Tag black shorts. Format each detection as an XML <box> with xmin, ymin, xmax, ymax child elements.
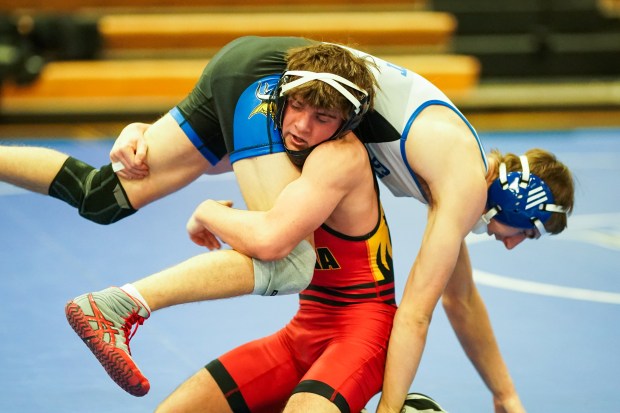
<box><xmin>172</xmin><ymin>36</ymin><xmax>313</xmax><ymax>165</ymax></box>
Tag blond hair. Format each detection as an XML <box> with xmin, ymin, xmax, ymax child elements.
<box><xmin>487</xmin><ymin>148</ymin><xmax>574</xmax><ymax>234</ymax></box>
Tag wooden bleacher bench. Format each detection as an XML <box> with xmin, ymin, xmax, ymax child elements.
<box><xmin>1</xmin><ymin>0</ymin><xmax>427</xmax><ymax>12</ymax></box>
<box><xmin>0</xmin><ymin>55</ymin><xmax>479</xmax><ymax>116</ymax></box>
<box><xmin>0</xmin><ymin>2</ymin><xmax>469</xmax><ymax>117</ymax></box>
<box><xmin>96</xmin><ymin>11</ymin><xmax>455</xmax><ymax>53</ymax></box>
<box><xmin>599</xmin><ymin>0</ymin><xmax>620</xmax><ymax>17</ymax></box>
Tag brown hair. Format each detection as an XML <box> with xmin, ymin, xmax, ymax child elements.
<box><xmin>285</xmin><ymin>42</ymin><xmax>378</xmax><ymax>121</ymax></box>
<box><xmin>487</xmin><ymin>148</ymin><xmax>575</xmax><ymax>234</ymax></box>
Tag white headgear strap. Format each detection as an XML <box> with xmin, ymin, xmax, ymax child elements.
<box><xmin>280</xmin><ymin>70</ymin><xmax>368</xmax><ymax>115</ymax></box>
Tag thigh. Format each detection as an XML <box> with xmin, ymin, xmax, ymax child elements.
<box><xmin>233</xmin><ymin>152</ymin><xmax>301</xmax><ymax>212</ymax></box>
<box><xmin>208</xmin><ymin>330</ymin><xmax>301</xmax><ymax>413</ymax></box>
<box><xmin>293</xmin><ymin>339</ymin><xmax>387</xmax><ymax>413</ymax></box>
<box><xmin>155</xmin><ymin>368</ymin><xmax>231</xmax><ymax>413</ymax></box>
<box><xmin>120</xmin><ymin>113</ymin><xmax>214</xmax><ymax>208</ymax></box>
<box><xmin>284</xmin><ymin>392</ymin><xmax>340</xmax><ymax>413</ymax></box>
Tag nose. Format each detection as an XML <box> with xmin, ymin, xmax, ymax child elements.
<box><xmin>293</xmin><ymin>110</ymin><xmax>312</xmax><ymax>132</ymax></box>
<box><xmin>502</xmin><ymin>234</ymin><xmax>526</xmax><ymax>250</ymax></box>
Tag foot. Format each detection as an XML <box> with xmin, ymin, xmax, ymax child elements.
<box><xmin>65</xmin><ymin>287</ymin><xmax>151</xmax><ymax>396</ymax></box>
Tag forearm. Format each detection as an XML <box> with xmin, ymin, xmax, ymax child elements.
<box><xmin>192</xmin><ymin>200</ymin><xmax>294</xmax><ymax>259</ymax></box>
<box><xmin>444</xmin><ymin>288</ymin><xmax>520</xmax><ymax>404</ymax></box>
<box><xmin>378</xmin><ymin>308</ymin><xmax>428</xmax><ymax>413</ymax></box>
<box><xmin>379</xmin><ymin>211</ymin><xmax>466</xmax><ymax>411</ymax></box>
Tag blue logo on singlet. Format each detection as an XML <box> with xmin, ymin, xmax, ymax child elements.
<box><xmin>247</xmin><ymin>79</ymin><xmax>277</xmax><ymax>120</ymax></box>
<box><xmin>370</xmin><ymin>156</ymin><xmax>391</xmax><ymax>178</ymax></box>
<box><xmin>230</xmin><ymin>75</ymin><xmax>284</xmax><ymax>163</ymax></box>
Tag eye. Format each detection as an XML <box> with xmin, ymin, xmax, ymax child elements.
<box><xmin>315</xmin><ymin>110</ymin><xmax>340</xmax><ymax>124</ymax></box>
<box><xmin>316</xmin><ymin>114</ymin><xmax>332</xmax><ymax>123</ymax></box>
<box><xmin>288</xmin><ymin>98</ymin><xmax>304</xmax><ymax>110</ymax></box>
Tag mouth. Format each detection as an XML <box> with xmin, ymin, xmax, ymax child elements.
<box><xmin>285</xmin><ymin>133</ymin><xmax>307</xmax><ymax>150</ymax></box>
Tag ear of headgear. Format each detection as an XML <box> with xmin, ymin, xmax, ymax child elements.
<box><xmin>268</xmin><ymin>70</ymin><xmax>370</xmax><ymax>167</ymax></box>
<box><xmin>472</xmin><ymin>155</ymin><xmax>567</xmax><ymax>237</ymax></box>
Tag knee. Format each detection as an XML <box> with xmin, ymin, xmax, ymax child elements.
<box><xmin>252</xmin><ymin>240</ymin><xmax>316</xmax><ymax>296</ymax></box>
<box><xmin>48</xmin><ymin>157</ymin><xmax>137</xmax><ymax>224</ymax></box>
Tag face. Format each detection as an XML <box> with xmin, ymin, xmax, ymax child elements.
<box><xmin>280</xmin><ymin>96</ymin><xmax>343</xmax><ymax>151</ymax></box>
<box><xmin>486</xmin><ymin>219</ymin><xmax>539</xmax><ymax>250</ymax></box>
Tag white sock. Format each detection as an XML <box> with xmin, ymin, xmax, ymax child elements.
<box><xmin>120</xmin><ymin>283</ymin><xmax>152</xmax><ymax>313</ymax></box>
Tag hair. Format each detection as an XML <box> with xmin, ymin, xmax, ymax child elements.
<box><xmin>285</xmin><ymin>42</ymin><xmax>379</xmax><ymax>121</ymax></box>
<box><xmin>487</xmin><ymin>148</ymin><xmax>575</xmax><ymax>234</ymax></box>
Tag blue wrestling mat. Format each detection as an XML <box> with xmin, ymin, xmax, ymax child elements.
<box><xmin>1</xmin><ymin>127</ymin><xmax>619</xmax><ymax>412</ymax></box>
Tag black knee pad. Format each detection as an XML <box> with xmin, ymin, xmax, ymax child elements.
<box><xmin>48</xmin><ymin>157</ymin><xmax>137</xmax><ymax>225</ymax></box>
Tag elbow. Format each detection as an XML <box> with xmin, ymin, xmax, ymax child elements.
<box><xmin>247</xmin><ymin>234</ymin><xmax>294</xmax><ymax>261</ymax></box>
<box><xmin>441</xmin><ymin>292</ymin><xmax>459</xmax><ymax>315</ymax></box>
<box><xmin>442</xmin><ymin>289</ymin><xmax>475</xmax><ymax>323</ymax></box>
<box><xmin>253</xmin><ymin>248</ymin><xmax>289</xmax><ymax>262</ymax></box>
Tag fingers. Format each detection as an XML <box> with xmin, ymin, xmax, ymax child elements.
<box><xmin>187</xmin><ymin>215</ymin><xmax>223</xmax><ymax>250</ymax></box>
<box><xmin>189</xmin><ymin>231</ymin><xmax>222</xmax><ymax>250</ymax></box>
<box><xmin>111</xmin><ymin>147</ymin><xmax>149</xmax><ymax>179</ymax></box>
<box><xmin>110</xmin><ymin>122</ymin><xmax>151</xmax><ymax>180</ymax></box>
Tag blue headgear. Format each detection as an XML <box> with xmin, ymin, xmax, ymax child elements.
<box><xmin>269</xmin><ymin>70</ymin><xmax>370</xmax><ymax>167</ymax></box>
<box><xmin>473</xmin><ymin>155</ymin><xmax>567</xmax><ymax>237</ymax></box>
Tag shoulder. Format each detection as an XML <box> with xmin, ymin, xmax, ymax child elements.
<box><xmin>313</xmin><ymin>133</ymin><xmax>367</xmax><ymax>165</ymax></box>
<box><xmin>304</xmin><ymin>133</ymin><xmax>369</xmax><ymax>182</ymax></box>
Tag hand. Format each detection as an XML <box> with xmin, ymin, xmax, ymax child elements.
<box><xmin>186</xmin><ymin>200</ymin><xmax>233</xmax><ymax>249</ymax></box>
<box><xmin>494</xmin><ymin>394</ymin><xmax>526</xmax><ymax>413</ymax></box>
<box><xmin>110</xmin><ymin>122</ymin><xmax>150</xmax><ymax>180</ymax></box>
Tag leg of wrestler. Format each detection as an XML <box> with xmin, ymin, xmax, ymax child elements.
<box><xmin>284</xmin><ymin>393</ymin><xmax>340</xmax><ymax>413</ymax></box>
<box><xmin>117</xmin><ymin>113</ymin><xmax>215</xmax><ymax>209</ymax></box>
<box><xmin>0</xmin><ymin>146</ymin><xmax>69</xmax><ymax>194</ymax></box>
<box><xmin>158</xmin><ymin>329</ymin><xmax>298</xmax><ymax>413</ymax></box>
<box><xmin>232</xmin><ymin>152</ymin><xmax>301</xmax><ymax>211</ymax></box>
<box><xmin>133</xmin><ymin>249</ymin><xmax>254</xmax><ymax>311</ymax></box>
<box><xmin>155</xmin><ymin>368</ymin><xmax>232</xmax><ymax>413</ymax></box>
<box><xmin>0</xmin><ymin>114</ymin><xmax>218</xmax><ymax>223</ymax></box>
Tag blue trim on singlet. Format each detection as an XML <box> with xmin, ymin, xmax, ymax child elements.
<box><xmin>400</xmin><ymin>99</ymin><xmax>488</xmax><ymax>202</ymax></box>
<box><xmin>169</xmin><ymin>107</ymin><xmax>220</xmax><ymax>166</ymax></box>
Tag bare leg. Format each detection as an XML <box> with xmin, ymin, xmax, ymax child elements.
<box><xmin>133</xmin><ymin>249</ymin><xmax>254</xmax><ymax>311</ymax></box>
<box><xmin>115</xmin><ymin>115</ymin><xmax>213</xmax><ymax>209</ymax></box>
<box><xmin>0</xmin><ymin>146</ymin><xmax>68</xmax><ymax>194</ymax></box>
<box><xmin>156</xmin><ymin>368</ymin><xmax>232</xmax><ymax>413</ymax></box>
<box><xmin>283</xmin><ymin>392</ymin><xmax>341</xmax><ymax>413</ymax></box>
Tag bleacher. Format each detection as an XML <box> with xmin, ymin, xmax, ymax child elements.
<box><xmin>431</xmin><ymin>0</ymin><xmax>620</xmax><ymax>118</ymax></box>
<box><xmin>0</xmin><ymin>0</ymin><xmax>481</xmax><ymax>119</ymax></box>
<box><xmin>1</xmin><ymin>0</ymin><xmax>618</xmax><ymax>131</ymax></box>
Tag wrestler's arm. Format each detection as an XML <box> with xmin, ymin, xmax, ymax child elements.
<box><xmin>377</xmin><ymin>117</ymin><xmax>486</xmax><ymax>413</ymax></box>
<box><xmin>187</xmin><ymin>138</ymin><xmax>363</xmax><ymax>260</ymax></box>
<box><xmin>442</xmin><ymin>244</ymin><xmax>526</xmax><ymax>412</ymax></box>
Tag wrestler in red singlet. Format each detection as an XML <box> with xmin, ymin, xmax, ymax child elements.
<box><xmin>206</xmin><ymin>191</ymin><xmax>396</xmax><ymax>413</ymax></box>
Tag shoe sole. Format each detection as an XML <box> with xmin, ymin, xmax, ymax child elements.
<box><xmin>65</xmin><ymin>300</ymin><xmax>150</xmax><ymax>397</ymax></box>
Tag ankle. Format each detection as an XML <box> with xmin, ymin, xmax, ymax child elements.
<box><xmin>120</xmin><ymin>284</ymin><xmax>152</xmax><ymax>314</ymax></box>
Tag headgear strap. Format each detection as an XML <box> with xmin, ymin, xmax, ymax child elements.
<box><xmin>475</xmin><ymin>155</ymin><xmax>567</xmax><ymax>238</ymax></box>
<box><xmin>280</xmin><ymin>70</ymin><xmax>369</xmax><ymax>115</ymax></box>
